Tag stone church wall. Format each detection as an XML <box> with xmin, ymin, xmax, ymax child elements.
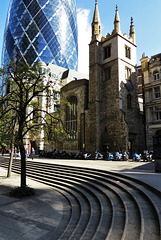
<box><xmin>61</xmin><ymin>79</ymin><xmax>89</xmax><ymax>152</ymax></box>
<box><xmin>100</xmin><ymin>59</ymin><xmax>128</xmax><ymax>153</ymax></box>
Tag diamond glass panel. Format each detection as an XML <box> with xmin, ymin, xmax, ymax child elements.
<box><xmin>34</xmin><ymin>10</ymin><xmax>48</xmax><ymax>30</ymax></box>
<box><xmin>20</xmin><ymin>34</ymin><xmax>30</xmax><ymax>53</ymax></box>
<box><xmin>22</xmin><ymin>0</ymin><xmax>32</xmax><ymax>8</ymax></box>
<box><xmin>1</xmin><ymin>0</ymin><xmax>78</xmax><ymax>70</ymax></box>
<box><xmin>27</xmin><ymin>1</ymin><xmax>41</xmax><ymax>18</ymax></box>
<box><xmin>26</xmin><ymin>22</ymin><xmax>39</xmax><ymax>42</ymax></box>
<box><xmin>24</xmin><ymin>45</ymin><xmax>37</xmax><ymax>65</ymax></box>
<box><xmin>20</xmin><ymin>10</ymin><xmax>32</xmax><ymax>29</ymax></box>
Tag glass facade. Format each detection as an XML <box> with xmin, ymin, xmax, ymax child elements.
<box><xmin>1</xmin><ymin>0</ymin><xmax>78</xmax><ymax>70</ymax></box>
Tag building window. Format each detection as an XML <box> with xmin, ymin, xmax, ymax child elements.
<box><xmin>54</xmin><ymin>104</ymin><xmax>60</xmax><ymax>112</ymax></box>
<box><xmin>155</xmin><ymin>106</ymin><xmax>161</xmax><ymax>121</ymax></box>
<box><xmin>104</xmin><ymin>67</ymin><xmax>111</xmax><ymax>80</ymax></box>
<box><xmin>125</xmin><ymin>45</ymin><xmax>131</xmax><ymax>59</ymax></box>
<box><xmin>127</xmin><ymin>94</ymin><xmax>132</xmax><ymax>109</ymax></box>
<box><xmin>104</xmin><ymin>45</ymin><xmax>111</xmax><ymax>59</ymax></box>
<box><xmin>125</xmin><ymin>67</ymin><xmax>131</xmax><ymax>80</ymax></box>
<box><xmin>154</xmin><ymin>87</ymin><xmax>160</xmax><ymax>98</ymax></box>
<box><xmin>54</xmin><ymin>92</ymin><xmax>60</xmax><ymax>99</ymax></box>
<box><xmin>92</xmin><ymin>25</ymin><xmax>94</xmax><ymax>35</ymax></box>
<box><xmin>40</xmin><ymin>67</ymin><xmax>46</xmax><ymax>74</ymax></box>
<box><xmin>66</xmin><ymin>96</ymin><xmax>77</xmax><ymax>139</ymax></box>
<box><xmin>51</xmin><ymin>73</ymin><xmax>56</xmax><ymax>79</ymax></box>
<box><xmin>153</xmin><ymin>71</ymin><xmax>159</xmax><ymax>81</ymax></box>
<box><xmin>99</xmin><ymin>26</ymin><xmax>101</xmax><ymax>34</ymax></box>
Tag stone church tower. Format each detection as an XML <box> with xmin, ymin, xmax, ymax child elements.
<box><xmin>87</xmin><ymin>2</ymin><xmax>144</xmax><ymax>154</ymax></box>
<box><xmin>61</xmin><ymin>2</ymin><xmax>144</xmax><ymax>156</ymax></box>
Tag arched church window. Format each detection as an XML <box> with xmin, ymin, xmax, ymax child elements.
<box><xmin>153</xmin><ymin>71</ymin><xmax>159</xmax><ymax>81</ymax></box>
<box><xmin>66</xmin><ymin>96</ymin><xmax>77</xmax><ymax>139</ymax></box>
<box><xmin>127</xmin><ymin>94</ymin><xmax>132</xmax><ymax>109</ymax></box>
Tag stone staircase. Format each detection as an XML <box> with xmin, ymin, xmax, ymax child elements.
<box><xmin>0</xmin><ymin>160</ymin><xmax>161</xmax><ymax>240</ymax></box>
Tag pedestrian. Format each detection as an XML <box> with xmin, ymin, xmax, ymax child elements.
<box><xmin>25</xmin><ymin>148</ymin><xmax>29</xmax><ymax>159</ymax></box>
<box><xmin>31</xmin><ymin>147</ymin><xmax>35</xmax><ymax>160</ymax></box>
<box><xmin>9</xmin><ymin>149</ymin><xmax>11</xmax><ymax>157</ymax></box>
<box><xmin>1</xmin><ymin>148</ymin><xmax>4</xmax><ymax>156</ymax></box>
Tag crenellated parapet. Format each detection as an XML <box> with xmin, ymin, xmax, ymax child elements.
<box><xmin>99</xmin><ymin>5</ymin><xmax>136</xmax><ymax>45</ymax></box>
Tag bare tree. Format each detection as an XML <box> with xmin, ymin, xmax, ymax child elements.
<box><xmin>0</xmin><ymin>61</ymin><xmax>63</xmax><ymax>188</ymax></box>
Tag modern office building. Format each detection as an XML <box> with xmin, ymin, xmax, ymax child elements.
<box><xmin>26</xmin><ymin>61</ymin><xmax>88</xmax><ymax>153</ymax></box>
<box><xmin>1</xmin><ymin>0</ymin><xmax>78</xmax><ymax>70</ymax></box>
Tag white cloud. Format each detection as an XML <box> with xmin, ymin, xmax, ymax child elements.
<box><xmin>77</xmin><ymin>8</ymin><xmax>91</xmax><ymax>76</ymax></box>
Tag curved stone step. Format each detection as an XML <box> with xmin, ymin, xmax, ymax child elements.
<box><xmin>0</xmin><ymin>160</ymin><xmax>161</xmax><ymax>240</ymax></box>
<box><xmin>5</xmin><ymin>163</ymin><xmax>104</xmax><ymax>239</ymax></box>
<box><xmin>25</xmin><ymin>161</ymin><xmax>160</xmax><ymax>239</ymax></box>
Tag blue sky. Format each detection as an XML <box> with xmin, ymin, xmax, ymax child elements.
<box><xmin>1</xmin><ymin>0</ymin><xmax>161</xmax><ymax>74</ymax></box>
<box><xmin>77</xmin><ymin>0</ymin><xmax>161</xmax><ymax>66</ymax></box>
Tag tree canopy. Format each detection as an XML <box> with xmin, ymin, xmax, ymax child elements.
<box><xmin>0</xmin><ymin>61</ymin><xmax>65</xmax><ymax>187</ymax></box>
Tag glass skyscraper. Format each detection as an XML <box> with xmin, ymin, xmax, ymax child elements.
<box><xmin>1</xmin><ymin>0</ymin><xmax>78</xmax><ymax>70</ymax></box>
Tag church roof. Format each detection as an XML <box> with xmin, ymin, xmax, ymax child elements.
<box><xmin>151</xmin><ymin>53</ymin><xmax>161</xmax><ymax>60</ymax></box>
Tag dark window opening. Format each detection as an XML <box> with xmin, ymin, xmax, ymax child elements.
<box><xmin>153</xmin><ymin>71</ymin><xmax>159</xmax><ymax>81</ymax></box>
<box><xmin>125</xmin><ymin>45</ymin><xmax>131</xmax><ymax>59</ymax></box>
<box><xmin>92</xmin><ymin>25</ymin><xmax>94</xmax><ymax>35</ymax></box>
<box><xmin>127</xmin><ymin>94</ymin><xmax>132</xmax><ymax>109</ymax></box>
<box><xmin>154</xmin><ymin>87</ymin><xmax>160</xmax><ymax>98</ymax></box>
<box><xmin>104</xmin><ymin>45</ymin><xmax>111</xmax><ymax>59</ymax></box>
<box><xmin>155</xmin><ymin>106</ymin><xmax>161</xmax><ymax>121</ymax></box>
<box><xmin>66</xmin><ymin>96</ymin><xmax>77</xmax><ymax>139</ymax></box>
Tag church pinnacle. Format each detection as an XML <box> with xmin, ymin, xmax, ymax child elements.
<box><xmin>91</xmin><ymin>0</ymin><xmax>101</xmax><ymax>41</ymax></box>
<box><xmin>130</xmin><ymin>17</ymin><xmax>136</xmax><ymax>44</ymax></box>
<box><xmin>113</xmin><ymin>5</ymin><xmax>121</xmax><ymax>34</ymax></box>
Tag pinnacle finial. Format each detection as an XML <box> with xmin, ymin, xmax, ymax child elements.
<box><xmin>114</xmin><ymin>5</ymin><xmax>120</xmax><ymax>22</ymax></box>
<box><xmin>92</xmin><ymin>0</ymin><xmax>101</xmax><ymax>41</ymax></box>
<box><xmin>130</xmin><ymin>16</ymin><xmax>135</xmax><ymax>44</ymax></box>
<box><xmin>130</xmin><ymin>16</ymin><xmax>134</xmax><ymax>29</ymax></box>
<box><xmin>113</xmin><ymin>4</ymin><xmax>121</xmax><ymax>33</ymax></box>
<box><xmin>92</xmin><ymin>0</ymin><xmax>100</xmax><ymax>24</ymax></box>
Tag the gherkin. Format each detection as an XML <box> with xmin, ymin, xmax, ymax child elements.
<box><xmin>1</xmin><ymin>0</ymin><xmax>78</xmax><ymax>70</ymax></box>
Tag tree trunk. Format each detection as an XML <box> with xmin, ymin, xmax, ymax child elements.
<box><xmin>7</xmin><ymin>143</ymin><xmax>14</xmax><ymax>177</ymax></box>
<box><xmin>20</xmin><ymin>144</ymin><xmax>26</xmax><ymax>188</ymax></box>
<box><xmin>18</xmin><ymin>108</ymin><xmax>27</xmax><ymax>188</ymax></box>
